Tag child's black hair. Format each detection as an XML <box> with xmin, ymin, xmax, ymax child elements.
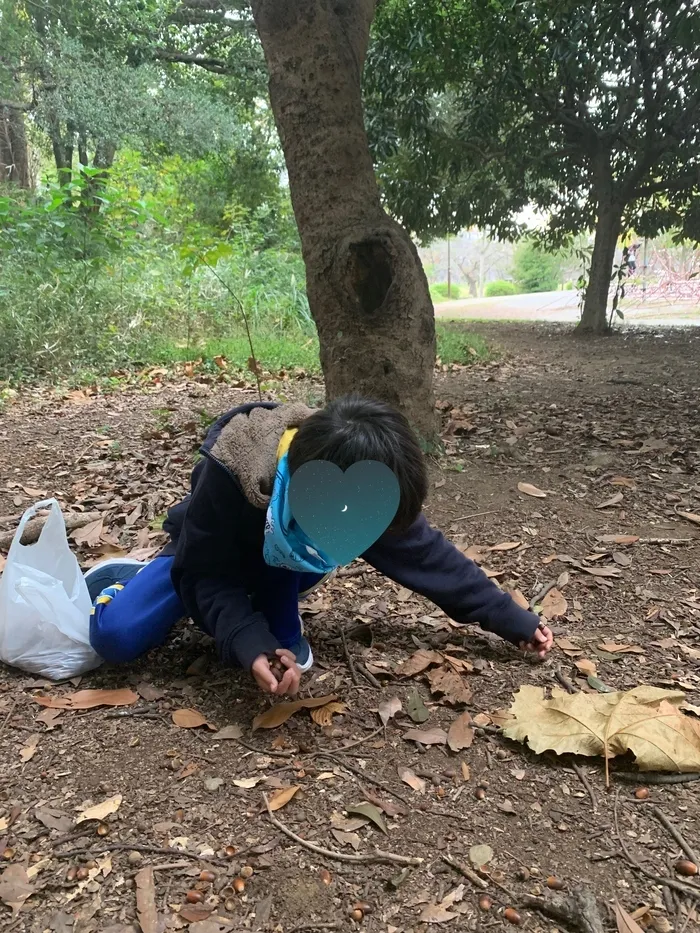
<box><xmin>287</xmin><ymin>394</ymin><xmax>428</xmax><ymax>533</ymax></box>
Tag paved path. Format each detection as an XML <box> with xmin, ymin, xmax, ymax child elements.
<box><xmin>434</xmin><ymin>290</ymin><xmax>700</xmax><ymax>327</ymax></box>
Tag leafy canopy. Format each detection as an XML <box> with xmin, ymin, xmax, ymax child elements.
<box><xmin>366</xmin><ymin>0</ymin><xmax>700</xmax><ymax>245</ymax></box>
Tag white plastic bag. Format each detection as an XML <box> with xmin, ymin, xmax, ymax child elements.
<box><xmin>0</xmin><ymin>499</ymin><xmax>102</xmax><ymax>680</ymax></box>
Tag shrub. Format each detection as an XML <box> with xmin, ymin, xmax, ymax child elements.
<box><xmin>430</xmin><ymin>282</ymin><xmax>461</xmax><ymax>301</ymax></box>
<box><xmin>485</xmin><ymin>279</ymin><xmax>517</xmax><ymax>297</ymax></box>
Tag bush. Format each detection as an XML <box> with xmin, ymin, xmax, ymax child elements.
<box><xmin>512</xmin><ymin>239</ymin><xmax>561</xmax><ymax>292</ymax></box>
<box><xmin>485</xmin><ymin>279</ymin><xmax>517</xmax><ymax>297</ymax></box>
<box><xmin>430</xmin><ymin>282</ymin><xmax>461</xmax><ymax>301</ymax></box>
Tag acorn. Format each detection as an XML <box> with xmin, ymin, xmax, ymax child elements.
<box><xmin>516</xmin><ymin>867</ymin><xmax>530</xmax><ymax>882</ymax></box>
<box><xmin>504</xmin><ymin>907</ymin><xmax>522</xmax><ymax>925</ymax></box>
<box><xmin>239</xmin><ymin>865</ymin><xmax>254</xmax><ymax>879</ymax></box>
<box><xmin>2</xmin><ymin>848</ymin><xmax>14</xmax><ymax>861</ymax></box>
<box><xmin>350</xmin><ymin>908</ymin><xmax>364</xmax><ymax>922</ymax></box>
<box><xmin>319</xmin><ymin>869</ymin><xmax>332</xmax><ymax>885</ymax></box>
<box><xmin>354</xmin><ymin>902</ymin><xmax>372</xmax><ymax>915</ymax></box>
<box><xmin>634</xmin><ymin>787</ymin><xmax>650</xmax><ymax>800</ymax></box>
<box><xmin>76</xmin><ymin>867</ymin><xmax>89</xmax><ymax>881</ymax></box>
<box><xmin>186</xmin><ymin>890</ymin><xmax>203</xmax><ymax>904</ymax></box>
<box><xmin>199</xmin><ymin>870</ymin><xmax>216</xmax><ymax>883</ymax></box>
<box><xmin>546</xmin><ymin>876</ymin><xmax>565</xmax><ymax>890</ymax></box>
<box><xmin>225</xmin><ymin>898</ymin><xmax>237</xmax><ymax>911</ymax></box>
<box><xmin>233</xmin><ymin>877</ymin><xmax>246</xmax><ymax>894</ymax></box>
<box><xmin>224</xmin><ymin>845</ymin><xmax>236</xmax><ymax>858</ymax></box>
<box><xmin>96</xmin><ymin>822</ymin><xmax>109</xmax><ymax>837</ymax></box>
<box><xmin>478</xmin><ymin>894</ymin><xmax>493</xmax><ymax>911</ymax></box>
<box><xmin>66</xmin><ymin>866</ymin><xmax>78</xmax><ymax>883</ymax></box>
<box><xmin>674</xmin><ymin>860</ymin><xmax>699</xmax><ymax>877</ymax></box>
<box><xmin>475</xmin><ymin>787</ymin><xmax>486</xmax><ymax>800</ymax></box>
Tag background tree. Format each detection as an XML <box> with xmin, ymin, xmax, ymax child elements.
<box><xmin>367</xmin><ymin>0</ymin><xmax>700</xmax><ymax>332</ymax></box>
<box><xmin>512</xmin><ymin>240</ymin><xmax>562</xmax><ymax>294</ymax></box>
<box><xmin>250</xmin><ymin>0</ymin><xmax>436</xmax><ymax>440</ymax></box>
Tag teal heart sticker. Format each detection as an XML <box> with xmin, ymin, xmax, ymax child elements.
<box><xmin>288</xmin><ymin>460</ymin><xmax>400</xmax><ymax>566</ymax></box>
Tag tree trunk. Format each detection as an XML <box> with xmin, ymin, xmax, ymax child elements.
<box><xmin>250</xmin><ymin>0</ymin><xmax>436</xmax><ymax>441</ymax></box>
<box><xmin>0</xmin><ymin>106</ymin><xmax>31</xmax><ymax>188</ymax></box>
<box><xmin>578</xmin><ymin>200</ymin><xmax>623</xmax><ymax>334</ymax></box>
<box><xmin>50</xmin><ymin>119</ymin><xmax>74</xmax><ymax>187</ymax></box>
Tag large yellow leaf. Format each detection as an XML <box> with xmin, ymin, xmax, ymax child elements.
<box><xmin>503</xmin><ymin>685</ymin><xmax>700</xmax><ymax>781</ymax></box>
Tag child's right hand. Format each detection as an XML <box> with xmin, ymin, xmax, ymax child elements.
<box><xmin>251</xmin><ymin>649</ymin><xmax>301</xmax><ymax>695</ymax></box>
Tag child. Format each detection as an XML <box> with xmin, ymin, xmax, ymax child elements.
<box><xmin>86</xmin><ymin>395</ymin><xmax>553</xmax><ymax>694</ymax></box>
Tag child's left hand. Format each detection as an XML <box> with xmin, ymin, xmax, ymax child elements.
<box><xmin>520</xmin><ymin>621</ymin><xmax>553</xmax><ymax>659</ymax></box>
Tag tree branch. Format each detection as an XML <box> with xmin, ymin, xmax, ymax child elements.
<box><xmin>152</xmin><ymin>49</ymin><xmax>230</xmax><ymax>73</ymax></box>
<box><xmin>0</xmin><ymin>98</ymin><xmax>32</xmax><ymax>112</ymax></box>
<box><xmin>635</xmin><ymin>168</ymin><xmax>700</xmax><ymax>200</ymax></box>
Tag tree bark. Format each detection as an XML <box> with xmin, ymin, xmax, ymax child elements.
<box><xmin>578</xmin><ymin>195</ymin><xmax>623</xmax><ymax>334</ymax></box>
<box><xmin>0</xmin><ymin>106</ymin><xmax>31</xmax><ymax>188</ymax></box>
<box><xmin>50</xmin><ymin>119</ymin><xmax>75</xmax><ymax>187</ymax></box>
<box><xmin>250</xmin><ymin>0</ymin><xmax>436</xmax><ymax>441</ymax></box>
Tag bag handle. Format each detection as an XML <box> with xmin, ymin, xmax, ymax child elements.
<box><xmin>7</xmin><ymin>499</ymin><xmax>63</xmax><ymax>559</ymax></box>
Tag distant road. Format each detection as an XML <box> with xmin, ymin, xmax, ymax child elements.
<box><xmin>434</xmin><ymin>289</ymin><xmax>700</xmax><ymax>327</ymax></box>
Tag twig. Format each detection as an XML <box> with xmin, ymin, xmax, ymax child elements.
<box><xmin>572</xmin><ymin>763</ymin><xmax>598</xmax><ymax>812</ymax></box>
<box><xmin>315</xmin><ymin>753</ymin><xmax>411</xmax><ymax>807</ymax></box>
<box><xmin>530</xmin><ymin>579</ymin><xmax>558</xmax><ymax>610</ymax></box>
<box><xmin>337</xmin><ymin>565</ymin><xmax>369</xmax><ymax>578</ymax></box>
<box><xmin>340</xmin><ymin>625</ymin><xmax>362</xmax><ymax>686</ymax></box>
<box><xmin>441</xmin><ymin>855</ymin><xmax>488</xmax><ymax>889</ymax></box>
<box><xmin>262</xmin><ymin>794</ymin><xmax>422</xmax><ymax>865</ymax></box>
<box><xmin>288</xmin><ymin>923</ymin><xmax>343</xmax><ymax>932</ymax></box>
<box><xmin>54</xmin><ymin>842</ymin><xmax>231</xmax><ymax>865</ymax></box>
<box><xmin>555</xmin><ymin>670</ymin><xmax>577</xmax><ymax>695</ymax></box>
<box><xmin>235</xmin><ymin>738</ymin><xmax>294</xmax><ymax>759</ymax></box>
<box><xmin>357</xmin><ymin>663</ymin><xmax>382</xmax><ymax>689</ymax></box>
<box><xmin>613</xmin><ymin>772</ymin><xmax>700</xmax><ymax>785</ymax></box>
<box><xmin>451</xmin><ymin>509</ymin><xmax>502</xmax><ymax>523</ymax></box>
<box><xmin>333</xmin><ymin>725</ymin><xmax>384</xmax><ymax>754</ymax></box>
<box><xmin>0</xmin><ymin>699</ymin><xmax>18</xmax><ymax>738</ymax></box>
<box><xmin>651</xmin><ymin>806</ymin><xmax>700</xmax><ymax>866</ymax></box>
<box><xmin>638</xmin><ymin>537</ymin><xmax>695</xmax><ymax>545</ymax></box>
<box><xmin>613</xmin><ymin>790</ymin><xmax>700</xmax><ymax>900</ymax></box>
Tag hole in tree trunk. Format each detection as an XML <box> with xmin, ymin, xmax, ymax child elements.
<box><xmin>348</xmin><ymin>238</ymin><xmax>393</xmax><ymax>315</ymax></box>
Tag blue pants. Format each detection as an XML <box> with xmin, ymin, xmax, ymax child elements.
<box><xmin>89</xmin><ymin>555</ymin><xmax>324</xmax><ymax>664</ymax></box>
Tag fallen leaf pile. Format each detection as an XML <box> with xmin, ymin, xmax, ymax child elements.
<box><xmin>503</xmin><ymin>685</ymin><xmax>700</xmax><ymax>781</ymax></box>
<box><xmin>397</xmin><ymin>649</ymin><xmax>472</xmax><ymax>705</ymax></box>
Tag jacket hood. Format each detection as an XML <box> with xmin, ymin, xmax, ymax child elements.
<box><xmin>210</xmin><ymin>401</ymin><xmax>315</xmax><ymax>509</ymax></box>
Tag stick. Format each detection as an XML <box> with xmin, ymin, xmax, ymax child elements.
<box><xmin>530</xmin><ymin>579</ymin><xmax>558</xmax><ymax>610</ymax></box>
<box><xmin>651</xmin><ymin>806</ymin><xmax>700</xmax><ymax>866</ymax></box>
<box><xmin>357</xmin><ymin>663</ymin><xmax>382</xmax><ymax>689</ymax></box>
<box><xmin>54</xmin><ymin>842</ymin><xmax>231</xmax><ymax>865</ymax></box>
<box><xmin>333</xmin><ymin>725</ymin><xmax>384</xmax><ymax>754</ymax></box>
<box><xmin>340</xmin><ymin>625</ymin><xmax>362</xmax><ymax>686</ymax></box>
<box><xmin>262</xmin><ymin>794</ymin><xmax>422</xmax><ymax>866</ymax></box>
<box><xmin>315</xmin><ymin>752</ymin><xmax>411</xmax><ymax>807</ymax></box>
<box><xmin>0</xmin><ymin>511</ymin><xmax>103</xmax><ymax>550</ymax></box>
<box><xmin>441</xmin><ymin>855</ymin><xmax>488</xmax><ymax>889</ymax></box>
<box><xmin>0</xmin><ymin>699</ymin><xmax>18</xmax><ymax>738</ymax></box>
<box><xmin>613</xmin><ymin>791</ymin><xmax>700</xmax><ymax>900</ymax></box>
<box><xmin>337</xmin><ymin>565</ymin><xmax>369</xmax><ymax>578</ymax></box>
<box><xmin>555</xmin><ymin>670</ymin><xmax>577</xmax><ymax>695</ymax></box>
<box><xmin>451</xmin><ymin>509</ymin><xmax>502</xmax><ymax>523</ymax></box>
<box><xmin>613</xmin><ymin>772</ymin><xmax>700</xmax><ymax>785</ymax></box>
<box><xmin>572</xmin><ymin>763</ymin><xmax>598</xmax><ymax>812</ymax></box>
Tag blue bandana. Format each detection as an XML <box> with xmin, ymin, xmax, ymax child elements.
<box><xmin>263</xmin><ymin>452</ymin><xmax>338</xmax><ymax>574</ymax></box>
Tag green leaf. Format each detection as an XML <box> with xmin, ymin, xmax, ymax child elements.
<box><xmin>407</xmin><ymin>688</ymin><xmax>430</xmax><ymax>723</ymax></box>
<box><xmin>346</xmin><ymin>802</ymin><xmax>388</xmax><ymax>834</ymax></box>
<box><xmin>588</xmin><ymin>675</ymin><xmax>615</xmax><ymax>694</ymax></box>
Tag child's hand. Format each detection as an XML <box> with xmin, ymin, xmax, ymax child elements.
<box><xmin>251</xmin><ymin>649</ymin><xmax>301</xmax><ymax>695</ymax></box>
<box><xmin>520</xmin><ymin>622</ymin><xmax>553</xmax><ymax>659</ymax></box>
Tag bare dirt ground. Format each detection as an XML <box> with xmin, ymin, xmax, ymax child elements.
<box><xmin>1</xmin><ymin>324</ymin><xmax>699</xmax><ymax>933</ymax></box>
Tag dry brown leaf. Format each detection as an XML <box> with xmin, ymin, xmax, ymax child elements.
<box><xmin>0</xmin><ymin>864</ymin><xmax>34</xmax><ymax>915</ymax></box>
<box><xmin>33</xmin><ymin>688</ymin><xmax>138</xmax><ymax>710</ymax></box>
<box><xmin>135</xmin><ymin>865</ymin><xmax>158</xmax><ymax>933</ymax></box>
<box><xmin>252</xmin><ymin>694</ymin><xmax>337</xmax><ymax>731</ymax></box>
<box><xmin>136</xmin><ymin>682</ymin><xmax>166</xmax><ymax>702</ymax></box>
<box><xmin>556</xmin><ymin>637</ymin><xmax>583</xmax><ymax>657</ymax></box>
<box><xmin>597</xmin><ymin>534</ymin><xmax>639</xmax><ymax>545</ymax></box>
<box><xmin>331</xmin><ymin>828</ymin><xmax>361</xmax><ymax>849</ymax></box>
<box><xmin>19</xmin><ymin>733</ymin><xmax>40</xmax><ymax>762</ymax></box>
<box><xmin>610</xmin><ymin>476</ymin><xmax>637</xmax><ymax>489</ymax></box>
<box><xmin>71</xmin><ymin>518</ymin><xmax>104</xmax><ymax>547</ymax></box>
<box><xmin>503</xmin><ymin>685</ymin><xmax>700</xmax><ymax>777</ymax></box>
<box><xmin>462</xmin><ymin>544</ymin><xmax>484</xmax><ymax>562</ymax></box>
<box><xmin>679</xmin><ymin>511</ymin><xmax>700</xmax><ymax>525</ymax></box>
<box><xmin>510</xmin><ymin>589</ymin><xmax>529</xmax><ymax>610</ymax></box>
<box><xmin>598</xmin><ymin>643</ymin><xmax>644</xmax><ymax>654</ymax></box>
<box><xmin>172</xmin><ymin>708</ymin><xmax>215</xmax><ymax>730</ymax></box>
<box><xmin>518</xmin><ymin>482</ymin><xmax>547</xmax><ymax>498</ymax></box>
<box><xmin>597</xmin><ymin>492</ymin><xmax>624</xmax><ymax>509</ymax></box>
<box><xmin>419</xmin><ymin>904</ymin><xmax>458</xmax><ymax>924</ymax></box>
<box><xmin>378</xmin><ymin>696</ymin><xmax>402</xmax><ymax>726</ymax></box>
<box><xmin>310</xmin><ymin>701</ymin><xmax>346</xmax><ymax>727</ymax></box>
<box><xmin>576</xmin><ymin>659</ymin><xmax>598</xmax><ymax>677</ymax></box>
<box><xmin>403</xmin><ymin>727</ymin><xmax>448</xmax><ymax>746</ymax></box>
<box><xmin>396</xmin><ymin>648</ymin><xmax>443</xmax><ymax>677</ymax></box>
<box><xmin>217</xmin><ymin>724</ymin><xmax>243</xmax><ymax>740</ymax></box>
<box><xmin>398</xmin><ymin>766</ymin><xmax>426</xmax><ymax>794</ymax></box>
<box><xmin>615</xmin><ymin>901</ymin><xmax>646</xmax><ymax>933</ymax></box>
<box><xmin>541</xmin><ymin>588</ymin><xmax>568</xmax><ymax>619</ymax></box>
<box><xmin>346</xmin><ymin>802</ymin><xmax>387</xmax><ymax>834</ymax></box>
<box><xmin>426</xmin><ymin>666</ymin><xmax>472</xmax><ymax>705</ymax></box>
<box><xmin>76</xmin><ymin>794</ymin><xmax>122</xmax><ymax>824</ymax></box>
<box><xmin>36</xmin><ymin>708</ymin><xmax>62</xmax><ymax>730</ymax></box>
<box><xmin>489</xmin><ymin>541</ymin><xmax>521</xmax><ymax>551</ymax></box>
<box><xmin>447</xmin><ymin>711</ymin><xmax>474</xmax><ymax>752</ymax></box>
<box><xmin>268</xmin><ymin>785</ymin><xmax>301</xmax><ymax>811</ymax></box>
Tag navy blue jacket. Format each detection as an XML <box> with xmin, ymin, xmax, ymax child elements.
<box><xmin>163</xmin><ymin>402</ymin><xmax>539</xmax><ymax>669</ymax></box>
